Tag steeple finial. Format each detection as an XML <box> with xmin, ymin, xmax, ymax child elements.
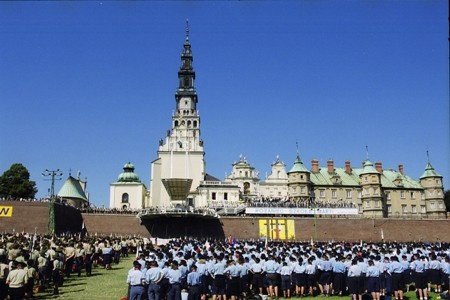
<box><xmin>426</xmin><ymin>149</ymin><xmax>430</xmax><ymax>163</ymax></box>
<box><xmin>365</xmin><ymin>145</ymin><xmax>369</xmax><ymax>160</ymax></box>
<box><xmin>185</xmin><ymin>19</ymin><xmax>190</xmax><ymax>41</ymax></box>
<box><xmin>296</xmin><ymin>141</ymin><xmax>299</xmax><ymax>158</ymax></box>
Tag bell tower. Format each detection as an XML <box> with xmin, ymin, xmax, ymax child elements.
<box><xmin>149</xmin><ymin>21</ymin><xmax>206</xmax><ymax>208</ymax></box>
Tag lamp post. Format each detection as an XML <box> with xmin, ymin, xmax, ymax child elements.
<box><xmin>42</xmin><ymin>169</ymin><xmax>63</xmax><ymax>234</ymax></box>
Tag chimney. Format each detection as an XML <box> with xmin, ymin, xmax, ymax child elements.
<box><xmin>311</xmin><ymin>159</ymin><xmax>319</xmax><ymax>173</ymax></box>
<box><xmin>375</xmin><ymin>161</ymin><xmax>383</xmax><ymax>173</ymax></box>
<box><xmin>327</xmin><ymin>159</ymin><xmax>334</xmax><ymax>173</ymax></box>
<box><xmin>345</xmin><ymin>160</ymin><xmax>352</xmax><ymax>174</ymax></box>
<box><xmin>398</xmin><ymin>164</ymin><xmax>404</xmax><ymax>175</ymax></box>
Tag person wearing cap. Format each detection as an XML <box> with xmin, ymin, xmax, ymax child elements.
<box><xmin>127</xmin><ymin>260</ymin><xmax>146</xmax><ymax>300</ymax></box>
<box><xmin>6</xmin><ymin>260</ymin><xmax>28</xmax><ymax>300</ymax></box>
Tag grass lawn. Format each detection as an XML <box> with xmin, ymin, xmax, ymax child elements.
<box><xmin>34</xmin><ymin>256</ymin><xmax>133</xmax><ymax>299</ymax></box>
<box><xmin>32</xmin><ymin>258</ymin><xmax>445</xmax><ymax>300</ymax></box>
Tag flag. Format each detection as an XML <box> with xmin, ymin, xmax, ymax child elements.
<box><xmin>80</xmin><ymin>221</ymin><xmax>88</xmax><ymax>239</ymax></box>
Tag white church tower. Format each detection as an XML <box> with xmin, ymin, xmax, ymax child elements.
<box><xmin>149</xmin><ymin>22</ymin><xmax>205</xmax><ymax>208</ymax></box>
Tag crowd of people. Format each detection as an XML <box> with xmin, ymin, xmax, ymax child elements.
<box><xmin>127</xmin><ymin>239</ymin><xmax>450</xmax><ymax>300</ymax></box>
<box><xmin>0</xmin><ymin>232</ymin><xmax>143</xmax><ymax>299</ymax></box>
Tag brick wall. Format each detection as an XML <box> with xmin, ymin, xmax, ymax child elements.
<box><xmin>0</xmin><ymin>202</ymin><xmax>448</xmax><ymax>242</ymax></box>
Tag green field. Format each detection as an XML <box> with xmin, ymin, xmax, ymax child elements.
<box><xmin>34</xmin><ymin>256</ymin><xmax>132</xmax><ymax>299</ymax></box>
<box><xmin>32</xmin><ymin>257</ymin><xmax>445</xmax><ymax>300</ymax></box>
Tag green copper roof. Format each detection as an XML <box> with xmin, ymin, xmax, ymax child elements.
<box><xmin>57</xmin><ymin>176</ymin><xmax>88</xmax><ymax>201</ymax></box>
<box><xmin>360</xmin><ymin>160</ymin><xmax>379</xmax><ymax>174</ymax></box>
<box><xmin>309</xmin><ymin>165</ymin><xmax>423</xmax><ymax>189</ymax></box>
<box><xmin>117</xmin><ymin>162</ymin><xmax>141</xmax><ymax>183</ymax></box>
<box><xmin>420</xmin><ymin>162</ymin><xmax>442</xmax><ymax>179</ymax></box>
<box><xmin>288</xmin><ymin>155</ymin><xmax>310</xmax><ymax>173</ymax></box>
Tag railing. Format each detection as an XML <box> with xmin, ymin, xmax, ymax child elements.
<box><xmin>137</xmin><ymin>206</ymin><xmax>218</xmax><ymax>218</ymax></box>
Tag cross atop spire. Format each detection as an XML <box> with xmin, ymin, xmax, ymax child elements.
<box><xmin>185</xmin><ymin>19</ymin><xmax>190</xmax><ymax>41</ymax></box>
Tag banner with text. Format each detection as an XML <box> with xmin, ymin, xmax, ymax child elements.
<box><xmin>247</xmin><ymin>207</ymin><xmax>358</xmax><ymax>215</ymax></box>
<box><xmin>0</xmin><ymin>206</ymin><xmax>13</xmax><ymax>217</ymax></box>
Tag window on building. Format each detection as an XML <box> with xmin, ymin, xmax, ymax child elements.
<box><xmin>346</xmin><ymin>190</ymin><xmax>352</xmax><ymax>199</ymax></box>
<box><xmin>122</xmin><ymin>193</ymin><xmax>129</xmax><ymax>203</ymax></box>
<box><xmin>412</xmin><ymin>205</ymin><xmax>417</xmax><ymax>213</ymax></box>
<box><xmin>212</xmin><ymin>192</ymin><xmax>216</xmax><ymax>200</ymax></box>
<box><xmin>319</xmin><ymin>190</ymin><xmax>325</xmax><ymax>198</ymax></box>
<box><xmin>430</xmin><ymin>202</ymin><xmax>435</xmax><ymax>209</ymax></box>
<box><xmin>436</xmin><ymin>179</ymin><xmax>440</xmax><ymax>185</ymax></box>
<box><xmin>421</xmin><ymin>206</ymin><xmax>426</xmax><ymax>213</ymax></box>
<box><xmin>439</xmin><ymin>202</ymin><xmax>444</xmax><ymax>209</ymax></box>
<box><xmin>224</xmin><ymin>192</ymin><xmax>228</xmax><ymax>201</ymax></box>
<box><xmin>387</xmin><ymin>205</ymin><xmax>392</xmax><ymax>213</ymax></box>
<box><xmin>410</xmin><ymin>191</ymin><xmax>415</xmax><ymax>199</ymax></box>
<box><xmin>357</xmin><ymin>191</ymin><xmax>361</xmax><ymax>198</ymax></box>
<box><xmin>400</xmin><ymin>190</ymin><xmax>405</xmax><ymax>199</ymax></box>
<box><xmin>358</xmin><ymin>204</ymin><xmax>363</xmax><ymax>213</ymax></box>
<box><xmin>421</xmin><ymin>192</ymin><xmax>425</xmax><ymax>200</ymax></box>
<box><xmin>386</xmin><ymin>192</ymin><xmax>391</xmax><ymax>200</ymax></box>
<box><xmin>374</xmin><ymin>188</ymin><xmax>379</xmax><ymax>195</ymax></box>
<box><xmin>300</xmin><ymin>175</ymin><xmax>304</xmax><ymax>180</ymax></box>
<box><xmin>300</xmin><ymin>187</ymin><xmax>305</xmax><ymax>194</ymax></box>
<box><xmin>365</xmin><ymin>201</ymin><xmax>370</xmax><ymax>208</ymax></box>
<box><xmin>375</xmin><ymin>200</ymin><xmax>380</xmax><ymax>208</ymax></box>
<box><xmin>332</xmin><ymin>190</ymin><xmax>337</xmax><ymax>199</ymax></box>
<box><xmin>364</xmin><ymin>176</ymin><xmax>368</xmax><ymax>182</ymax></box>
<box><xmin>402</xmin><ymin>205</ymin><xmax>407</xmax><ymax>213</ymax></box>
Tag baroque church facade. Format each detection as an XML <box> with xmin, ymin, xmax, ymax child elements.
<box><xmin>109</xmin><ymin>27</ymin><xmax>447</xmax><ymax>219</ymax></box>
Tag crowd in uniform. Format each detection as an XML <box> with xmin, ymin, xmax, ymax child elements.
<box><xmin>0</xmin><ymin>232</ymin><xmax>144</xmax><ymax>299</ymax></box>
<box><xmin>127</xmin><ymin>239</ymin><xmax>450</xmax><ymax>300</ymax></box>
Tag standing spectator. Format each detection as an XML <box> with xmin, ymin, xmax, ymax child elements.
<box><xmin>167</xmin><ymin>261</ymin><xmax>182</xmax><ymax>300</ymax></box>
<box><xmin>187</xmin><ymin>264</ymin><xmax>201</xmax><ymax>300</ymax></box>
<box><xmin>389</xmin><ymin>256</ymin><xmax>405</xmax><ymax>300</ymax></box>
<box><xmin>64</xmin><ymin>242</ymin><xmax>75</xmax><ymax>278</ymax></box>
<box><xmin>6</xmin><ymin>260</ymin><xmax>28</xmax><ymax>300</ymax></box>
<box><xmin>280</xmin><ymin>261</ymin><xmax>292</xmax><ymax>299</ymax></box>
<box><xmin>0</xmin><ymin>255</ymin><xmax>9</xmax><ymax>300</ymax></box>
<box><xmin>366</xmin><ymin>260</ymin><xmax>381</xmax><ymax>300</ymax></box>
<box><xmin>146</xmin><ymin>260</ymin><xmax>164</xmax><ymax>300</ymax></box>
<box><xmin>332</xmin><ymin>255</ymin><xmax>347</xmax><ymax>296</ymax></box>
<box><xmin>347</xmin><ymin>259</ymin><xmax>363</xmax><ymax>300</ymax></box>
<box><xmin>411</xmin><ymin>256</ymin><xmax>428</xmax><ymax>300</ymax></box>
<box><xmin>25</xmin><ymin>259</ymin><xmax>38</xmax><ymax>299</ymax></box>
<box><xmin>127</xmin><ymin>261</ymin><xmax>146</xmax><ymax>300</ymax></box>
<box><xmin>293</xmin><ymin>256</ymin><xmax>307</xmax><ymax>298</ymax></box>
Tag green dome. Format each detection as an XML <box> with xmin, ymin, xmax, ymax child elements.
<box><xmin>118</xmin><ymin>162</ymin><xmax>141</xmax><ymax>182</ymax></box>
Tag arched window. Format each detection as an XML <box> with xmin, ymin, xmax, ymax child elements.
<box><xmin>174</xmin><ymin>120</ymin><xmax>179</xmax><ymax>127</ymax></box>
<box><xmin>193</xmin><ymin>121</ymin><xmax>197</xmax><ymax>128</ymax></box>
<box><xmin>122</xmin><ymin>193</ymin><xmax>129</xmax><ymax>203</ymax></box>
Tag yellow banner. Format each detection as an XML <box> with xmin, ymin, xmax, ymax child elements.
<box><xmin>259</xmin><ymin>219</ymin><xmax>295</xmax><ymax>240</ymax></box>
<box><xmin>0</xmin><ymin>206</ymin><xmax>13</xmax><ymax>217</ymax></box>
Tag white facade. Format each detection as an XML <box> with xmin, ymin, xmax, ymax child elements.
<box><xmin>148</xmin><ymin>30</ymin><xmax>206</xmax><ymax>208</ymax></box>
<box><xmin>109</xmin><ymin>163</ymin><xmax>147</xmax><ymax>210</ymax></box>
<box><xmin>109</xmin><ymin>183</ymin><xmax>146</xmax><ymax>210</ymax></box>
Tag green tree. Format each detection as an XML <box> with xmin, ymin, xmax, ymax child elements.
<box><xmin>444</xmin><ymin>189</ymin><xmax>450</xmax><ymax>212</ymax></box>
<box><xmin>0</xmin><ymin>163</ymin><xmax>37</xmax><ymax>199</ymax></box>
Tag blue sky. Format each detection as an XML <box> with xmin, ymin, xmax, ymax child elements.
<box><xmin>0</xmin><ymin>1</ymin><xmax>448</xmax><ymax>208</ymax></box>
